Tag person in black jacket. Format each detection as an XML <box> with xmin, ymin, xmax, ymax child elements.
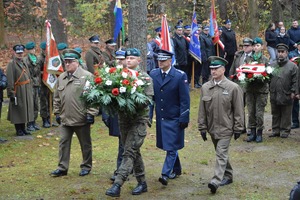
<box><xmin>222</xmin><ymin>19</ymin><xmax>237</xmax><ymax>77</ymax></box>
<box><xmin>265</xmin><ymin>22</ymin><xmax>278</xmax><ymax>63</ymax></box>
<box><xmin>276</xmin><ymin>26</ymin><xmax>290</xmax><ymax>47</ymax></box>
<box><xmin>0</xmin><ymin>68</ymin><xmax>7</xmax><ymax>143</ymax></box>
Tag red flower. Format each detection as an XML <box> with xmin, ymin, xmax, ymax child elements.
<box><xmin>252</xmin><ymin>67</ymin><xmax>257</xmax><ymax>71</ymax></box>
<box><xmin>262</xmin><ymin>71</ymin><xmax>268</xmax><ymax>77</ymax></box>
<box><xmin>112</xmin><ymin>88</ymin><xmax>119</xmax><ymax>96</ymax></box>
<box><xmin>247</xmin><ymin>73</ymin><xmax>253</xmax><ymax>79</ymax></box>
<box><xmin>109</xmin><ymin>67</ymin><xmax>117</xmax><ymax>73</ymax></box>
<box><xmin>122</xmin><ymin>68</ymin><xmax>129</xmax><ymax>73</ymax></box>
<box><xmin>95</xmin><ymin>77</ymin><xmax>102</xmax><ymax>84</ymax></box>
<box><xmin>94</xmin><ymin>71</ymin><xmax>99</xmax><ymax>76</ymax></box>
<box><xmin>230</xmin><ymin>75</ymin><xmax>234</xmax><ymax>79</ymax></box>
<box><xmin>122</xmin><ymin>79</ymin><xmax>130</xmax><ymax>85</ymax></box>
<box><xmin>135</xmin><ymin>71</ymin><xmax>139</xmax><ymax>77</ymax></box>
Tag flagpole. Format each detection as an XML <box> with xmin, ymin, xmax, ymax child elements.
<box><xmin>190</xmin><ymin>0</ymin><xmax>197</xmax><ymax>89</ymax></box>
<box><xmin>49</xmin><ymin>92</ymin><xmax>53</xmax><ymax>126</ymax></box>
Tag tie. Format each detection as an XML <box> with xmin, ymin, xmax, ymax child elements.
<box><xmin>162</xmin><ymin>72</ymin><xmax>166</xmax><ymax>81</ymax></box>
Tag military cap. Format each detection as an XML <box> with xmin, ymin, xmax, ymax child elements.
<box><xmin>125</xmin><ymin>48</ymin><xmax>141</xmax><ymax>57</ymax></box>
<box><xmin>253</xmin><ymin>37</ymin><xmax>263</xmax><ymax>45</ymax></box>
<box><xmin>218</xmin><ymin>27</ymin><xmax>223</xmax><ymax>31</ymax></box>
<box><xmin>177</xmin><ymin>19</ymin><xmax>183</xmax><ymax>25</ymax></box>
<box><xmin>198</xmin><ymin>24</ymin><xmax>203</xmax><ymax>29</ymax></box>
<box><xmin>175</xmin><ymin>25</ymin><xmax>183</xmax><ymax>30</ymax></box>
<box><xmin>74</xmin><ymin>47</ymin><xmax>82</xmax><ymax>54</ymax></box>
<box><xmin>276</xmin><ymin>43</ymin><xmax>289</xmax><ymax>51</ymax></box>
<box><xmin>89</xmin><ymin>35</ymin><xmax>100</xmax><ymax>43</ymax></box>
<box><xmin>184</xmin><ymin>25</ymin><xmax>191</xmax><ymax>30</ymax></box>
<box><xmin>115</xmin><ymin>49</ymin><xmax>126</xmax><ymax>59</ymax></box>
<box><xmin>208</xmin><ymin>56</ymin><xmax>228</xmax><ymax>68</ymax></box>
<box><xmin>203</xmin><ymin>26</ymin><xmax>209</xmax><ymax>31</ymax></box>
<box><xmin>57</xmin><ymin>43</ymin><xmax>68</xmax><ymax>50</ymax></box>
<box><xmin>157</xmin><ymin>49</ymin><xmax>174</xmax><ymax>61</ymax></box>
<box><xmin>155</xmin><ymin>27</ymin><xmax>161</xmax><ymax>33</ymax></box>
<box><xmin>242</xmin><ymin>37</ymin><xmax>253</xmax><ymax>46</ymax></box>
<box><xmin>62</xmin><ymin>49</ymin><xmax>81</xmax><ymax>60</ymax></box>
<box><xmin>13</xmin><ymin>44</ymin><xmax>25</xmax><ymax>53</ymax></box>
<box><xmin>40</xmin><ymin>41</ymin><xmax>46</xmax><ymax>50</ymax></box>
<box><xmin>105</xmin><ymin>39</ymin><xmax>117</xmax><ymax>46</ymax></box>
<box><xmin>224</xmin><ymin>19</ymin><xmax>231</xmax><ymax>24</ymax></box>
<box><xmin>25</xmin><ymin>41</ymin><xmax>35</xmax><ymax>50</ymax></box>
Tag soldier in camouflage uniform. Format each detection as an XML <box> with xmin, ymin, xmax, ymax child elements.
<box><xmin>246</xmin><ymin>37</ymin><xmax>269</xmax><ymax>143</ymax></box>
<box><xmin>106</xmin><ymin>48</ymin><xmax>154</xmax><ymax>197</ymax></box>
<box><xmin>37</xmin><ymin>42</ymin><xmax>51</xmax><ymax>128</ymax></box>
<box><xmin>23</xmin><ymin>42</ymin><xmax>41</xmax><ymax>131</ymax></box>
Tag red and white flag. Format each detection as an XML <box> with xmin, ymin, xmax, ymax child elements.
<box><xmin>160</xmin><ymin>15</ymin><xmax>172</xmax><ymax>51</ymax></box>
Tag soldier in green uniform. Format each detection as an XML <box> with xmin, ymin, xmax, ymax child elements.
<box><xmin>57</xmin><ymin>43</ymin><xmax>67</xmax><ymax>71</ymax></box>
<box><xmin>23</xmin><ymin>41</ymin><xmax>41</xmax><ymax>131</ymax></box>
<box><xmin>50</xmin><ymin>49</ymin><xmax>98</xmax><ymax>177</ymax></box>
<box><xmin>85</xmin><ymin>35</ymin><xmax>104</xmax><ymax>74</ymax></box>
<box><xmin>245</xmin><ymin>37</ymin><xmax>269</xmax><ymax>143</ymax></box>
<box><xmin>102</xmin><ymin>39</ymin><xmax>117</xmax><ymax>67</ymax></box>
<box><xmin>7</xmin><ymin>44</ymin><xmax>34</xmax><ymax>136</ymax></box>
<box><xmin>105</xmin><ymin>48</ymin><xmax>154</xmax><ymax>197</ymax></box>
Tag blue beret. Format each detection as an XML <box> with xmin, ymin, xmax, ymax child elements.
<box><xmin>224</xmin><ymin>19</ymin><xmax>231</xmax><ymax>24</ymax></box>
<box><xmin>57</xmin><ymin>43</ymin><xmax>68</xmax><ymax>50</ymax></box>
<box><xmin>63</xmin><ymin>49</ymin><xmax>81</xmax><ymax>60</ymax></box>
<box><xmin>25</xmin><ymin>42</ymin><xmax>35</xmax><ymax>50</ymax></box>
<box><xmin>253</xmin><ymin>37</ymin><xmax>263</xmax><ymax>45</ymax></box>
<box><xmin>40</xmin><ymin>41</ymin><xmax>46</xmax><ymax>50</ymax></box>
<box><xmin>157</xmin><ymin>49</ymin><xmax>174</xmax><ymax>61</ymax></box>
<box><xmin>155</xmin><ymin>27</ymin><xmax>161</xmax><ymax>32</ymax></box>
<box><xmin>115</xmin><ymin>50</ymin><xmax>126</xmax><ymax>59</ymax></box>
<box><xmin>74</xmin><ymin>47</ymin><xmax>82</xmax><ymax>54</ymax></box>
<box><xmin>125</xmin><ymin>48</ymin><xmax>141</xmax><ymax>57</ymax></box>
<box><xmin>184</xmin><ymin>25</ymin><xmax>191</xmax><ymax>30</ymax></box>
<box><xmin>89</xmin><ymin>35</ymin><xmax>100</xmax><ymax>43</ymax></box>
<box><xmin>13</xmin><ymin>44</ymin><xmax>25</xmax><ymax>53</ymax></box>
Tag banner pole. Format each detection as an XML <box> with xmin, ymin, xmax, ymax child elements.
<box><xmin>49</xmin><ymin>92</ymin><xmax>52</xmax><ymax>126</ymax></box>
<box><xmin>191</xmin><ymin>61</ymin><xmax>195</xmax><ymax>89</ymax></box>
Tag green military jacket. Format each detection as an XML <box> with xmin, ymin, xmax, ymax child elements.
<box><xmin>85</xmin><ymin>46</ymin><xmax>103</xmax><ymax>74</ymax></box>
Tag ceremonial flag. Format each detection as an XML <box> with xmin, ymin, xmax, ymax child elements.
<box><xmin>113</xmin><ymin>0</ymin><xmax>125</xmax><ymax>43</ymax></box>
<box><xmin>209</xmin><ymin>0</ymin><xmax>224</xmax><ymax>50</ymax></box>
<box><xmin>42</xmin><ymin>20</ymin><xmax>63</xmax><ymax>92</ymax></box>
<box><xmin>160</xmin><ymin>15</ymin><xmax>175</xmax><ymax>65</ymax></box>
<box><xmin>189</xmin><ymin>12</ymin><xmax>201</xmax><ymax>63</ymax></box>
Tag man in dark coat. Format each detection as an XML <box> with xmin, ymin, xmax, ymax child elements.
<box><xmin>222</xmin><ymin>19</ymin><xmax>237</xmax><ymax>77</ymax></box>
<box><xmin>269</xmin><ymin>44</ymin><xmax>298</xmax><ymax>138</ymax></box>
<box><xmin>150</xmin><ymin>49</ymin><xmax>190</xmax><ymax>186</ymax></box>
<box><xmin>6</xmin><ymin>44</ymin><xmax>34</xmax><ymax>136</ymax></box>
<box><xmin>85</xmin><ymin>35</ymin><xmax>104</xmax><ymax>74</ymax></box>
<box><xmin>0</xmin><ymin>68</ymin><xmax>7</xmax><ymax>143</ymax></box>
<box><xmin>287</xmin><ymin>20</ymin><xmax>300</xmax><ymax>51</ymax></box>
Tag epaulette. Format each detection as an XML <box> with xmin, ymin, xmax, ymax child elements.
<box><xmin>175</xmin><ymin>68</ymin><xmax>185</xmax><ymax>74</ymax></box>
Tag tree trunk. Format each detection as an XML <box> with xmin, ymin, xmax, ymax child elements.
<box><xmin>248</xmin><ymin>0</ymin><xmax>259</xmax><ymax>38</ymax></box>
<box><xmin>291</xmin><ymin>0</ymin><xmax>300</xmax><ymax>20</ymax></box>
<box><xmin>47</xmin><ymin>0</ymin><xmax>68</xmax><ymax>44</ymax></box>
<box><xmin>0</xmin><ymin>0</ymin><xmax>5</xmax><ymax>48</ymax></box>
<box><xmin>127</xmin><ymin>0</ymin><xmax>148</xmax><ymax>72</ymax></box>
<box><xmin>217</xmin><ymin>0</ymin><xmax>227</xmax><ymax>20</ymax></box>
<box><xmin>271</xmin><ymin>0</ymin><xmax>283</xmax><ymax>23</ymax></box>
<box><xmin>109</xmin><ymin>1</ymin><xmax>115</xmax><ymax>38</ymax></box>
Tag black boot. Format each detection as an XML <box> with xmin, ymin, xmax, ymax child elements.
<box><xmin>42</xmin><ymin>117</ymin><xmax>51</xmax><ymax>128</ymax></box>
<box><xmin>256</xmin><ymin>129</ymin><xmax>263</xmax><ymax>143</ymax></box>
<box><xmin>27</xmin><ymin>121</ymin><xmax>35</xmax><ymax>132</ymax></box>
<box><xmin>33</xmin><ymin>121</ymin><xmax>40</xmax><ymax>130</ymax></box>
<box><xmin>15</xmin><ymin>124</ymin><xmax>24</xmax><ymax>136</ymax></box>
<box><xmin>105</xmin><ymin>183</ymin><xmax>121</xmax><ymax>197</ymax></box>
<box><xmin>21</xmin><ymin>124</ymin><xmax>31</xmax><ymax>135</ymax></box>
<box><xmin>132</xmin><ymin>182</ymin><xmax>147</xmax><ymax>195</ymax></box>
<box><xmin>246</xmin><ymin>128</ymin><xmax>256</xmax><ymax>142</ymax></box>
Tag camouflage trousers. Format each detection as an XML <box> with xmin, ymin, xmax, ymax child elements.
<box><xmin>114</xmin><ymin>120</ymin><xmax>147</xmax><ymax>186</ymax></box>
<box><xmin>32</xmin><ymin>87</ymin><xmax>40</xmax><ymax>120</ymax></box>
<box><xmin>40</xmin><ymin>82</ymin><xmax>50</xmax><ymax>118</ymax></box>
<box><xmin>246</xmin><ymin>92</ymin><xmax>268</xmax><ymax>130</ymax></box>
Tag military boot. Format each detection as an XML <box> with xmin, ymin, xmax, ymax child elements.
<box><xmin>256</xmin><ymin>129</ymin><xmax>263</xmax><ymax>143</ymax></box>
<box><xmin>33</xmin><ymin>121</ymin><xmax>40</xmax><ymax>130</ymax></box>
<box><xmin>21</xmin><ymin>124</ymin><xmax>31</xmax><ymax>135</ymax></box>
<box><xmin>246</xmin><ymin>128</ymin><xmax>256</xmax><ymax>142</ymax></box>
<box><xmin>15</xmin><ymin>124</ymin><xmax>24</xmax><ymax>136</ymax></box>
<box><xmin>42</xmin><ymin>117</ymin><xmax>51</xmax><ymax>128</ymax></box>
<box><xmin>105</xmin><ymin>183</ymin><xmax>121</xmax><ymax>197</ymax></box>
<box><xmin>27</xmin><ymin>122</ymin><xmax>35</xmax><ymax>132</ymax></box>
<box><xmin>132</xmin><ymin>181</ymin><xmax>147</xmax><ymax>195</ymax></box>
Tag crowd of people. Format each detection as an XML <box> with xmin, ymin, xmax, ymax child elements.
<box><xmin>1</xmin><ymin>18</ymin><xmax>300</xmax><ymax>198</ymax></box>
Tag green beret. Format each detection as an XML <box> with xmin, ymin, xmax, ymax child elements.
<box><xmin>276</xmin><ymin>43</ymin><xmax>289</xmax><ymax>51</ymax></box>
<box><xmin>125</xmin><ymin>48</ymin><xmax>141</xmax><ymax>57</ymax></box>
<box><xmin>25</xmin><ymin>41</ymin><xmax>35</xmax><ymax>50</ymax></box>
<box><xmin>57</xmin><ymin>43</ymin><xmax>68</xmax><ymax>50</ymax></box>
<box><xmin>208</xmin><ymin>56</ymin><xmax>228</xmax><ymax>68</ymax></box>
<box><xmin>253</xmin><ymin>37</ymin><xmax>263</xmax><ymax>45</ymax></box>
<box><xmin>40</xmin><ymin>41</ymin><xmax>46</xmax><ymax>50</ymax></box>
<box><xmin>62</xmin><ymin>49</ymin><xmax>81</xmax><ymax>60</ymax></box>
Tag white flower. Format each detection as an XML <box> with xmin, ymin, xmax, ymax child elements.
<box><xmin>131</xmin><ymin>86</ymin><xmax>136</xmax><ymax>94</ymax></box>
<box><xmin>136</xmin><ymin>79</ymin><xmax>144</xmax><ymax>86</ymax></box>
<box><xmin>254</xmin><ymin>73</ymin><xmax>261</xmax><ymax>77</ymax></box>
<box><xmin>238</xmin><ymin>73</ymin><xmax>246</xmax><ymax>81</ymax></box>
<box><xmin>116</xmin><ymin>65</ymin><xmax>123</xmax><ymax>69</ymax></box>
<box><xmin>119</xmin><ymin>87</ymin><xmax>126</xmax><ymax>93</ymax></box>
<box><xmin>84</xmin><ymin>80</ymin><xmax>91</xmax><ymax>90</ymax></box>
<box><xmin>122</xmin><ymin>72</ymin><xmax>128</xmax><ymax>78</ymax></box>
<box><xmin>105</xmin><ymin>80</ymin><xmax>112</xmax><ymax>85</ymax></box>
<box><xmin>105</xmin><ymin>67</ymin><xmax>110</xmax><ymax>73</ymax></box>
<box><xmin>266</xmin><ymin>66</ymin><xmax>273</xmax><ymax>74</ymax></box>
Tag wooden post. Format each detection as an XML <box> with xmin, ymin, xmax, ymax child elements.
<box><xmin>191</xmin><ymin>61</ymin><xmax>195</xmax><ymax>89</ymax></box>
<box><xmin>49</xmin><ymin>92</ymin><xmax>52</xmax><ymax>125</ymax></box>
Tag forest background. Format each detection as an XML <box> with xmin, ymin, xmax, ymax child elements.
<box><xmin>0</xmin><ymin>0</ymin><xmax>300</xmax><ymax>71</ymax></box>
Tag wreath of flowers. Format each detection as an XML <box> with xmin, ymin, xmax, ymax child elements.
<box><xmin>230</xmin><ymin>62</ymin><xmax>274</xmax><ymax>85</ymax></box>
<box><xmin>81</xmin><ymin>64</ymin><xmax>152</xmax><ymax>116</ymax></box>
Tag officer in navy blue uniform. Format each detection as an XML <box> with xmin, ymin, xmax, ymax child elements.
<box><xmin>150</xmin><ymin>49</ymin><xmax>190</xmax><ymax>186</ymax></box>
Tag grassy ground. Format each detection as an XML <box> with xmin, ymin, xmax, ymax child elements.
<box><xmin>0</xmin><ymin>89</ymin><xmax>300</xmax><ymax>200</ymax></box>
